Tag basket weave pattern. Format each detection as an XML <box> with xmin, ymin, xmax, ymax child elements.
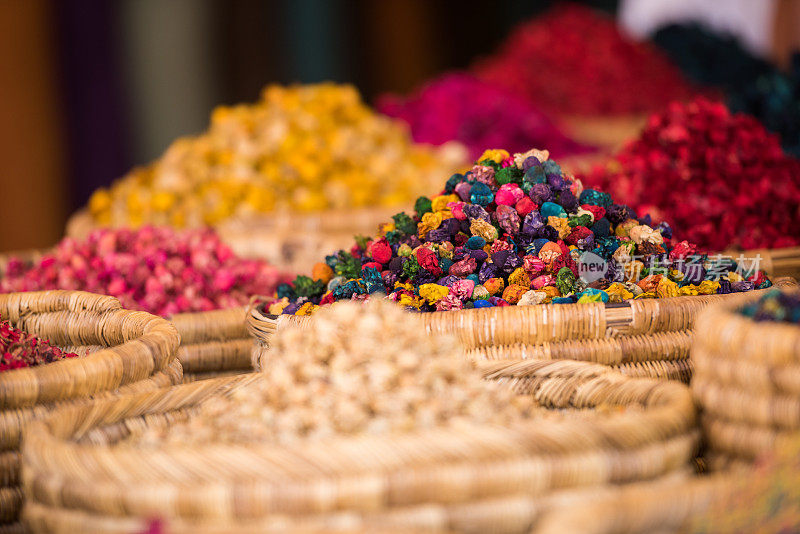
<box><xmin>692</xmin><ymin>290</ymin><xmax>800</xmax><ymax>469</ymax></box>
<box><xmin>528</xmin><ymin>289</ymin><xmax>800</xmax><ymax>533</ymax></box>
<box><xmin>20</xmin><ymin>359</ymin><xmax>697</xmax><ymax>533</ymax></box>
<box><xmin>250</xmin><ymin>279</ymin><xmax>796</xmax><ymax>383</ymax></box>
<box><xmin>0</xmin><ymin>290</ymin><xmax>182</xmax><ymax>527</ymax></box>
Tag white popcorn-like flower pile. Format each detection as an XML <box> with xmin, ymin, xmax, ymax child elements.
<box><xmin>138</xmin><ymin>300</ymin><xmax>535</xmax><ymax>446</ymax></box>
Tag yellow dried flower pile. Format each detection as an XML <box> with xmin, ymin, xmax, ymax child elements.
<box><xmin>88</xmin><ymin>83</ymin><xmax>466</xmax><ymax>228</ymax></box>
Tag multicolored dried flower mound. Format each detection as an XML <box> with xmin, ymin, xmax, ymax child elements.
<box><xmin>0</xmin><ymin>227</ymin><xmax>290</xmax><ymax>317</ymax></box>
<box><xmin>740</xmin><ymin>290</ymin><xmax>800</xmax><ymax>325</ymax></box>
<box><xmin>268</xmin><ymin>147</ymin><xmax>771</xmax><ymax>316</ymax></box>
<box><xmin>1</xmin><ymin>318</ymin><xmax>80</xmax><ymax>372</ymax></box>
<box><xmin>377</xmin><ymin>73</ymin><xmax>594</xmax><ymax>160</ymax></box>
<box><xmin>580</xmin><ymin>98</ymin><xmax>800</xmax><ymax>251</ymax></box>
<box><xmin>473</xmin><ymin>3</ymin><xmax>692</xmax><ymax>116</ymax></box>
<box><xmin>136</xmin><ymin>300</ymin><xmax>536</xmax><ymax>446</ymax></box>
<box><xmin>87</xmin><ymin>83</ymin><xmax>466</xmax><ymax>228</ymax></box>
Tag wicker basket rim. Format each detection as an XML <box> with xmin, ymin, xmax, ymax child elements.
<box><xmin>247</xmin><ymin>278</ymin><xmax>797</xmax><ymax>344</ymax></box>
<box><xmin>22</xmin><ymin>360</ymin><xmax>694</xmax><ymax>486</ymax></box>
<box><xmin>699</xmin><ymin>292</ymin><xmax>800</xmax><ymax>340</ymax></box>
<box><xmin>0</xmin><ymin>290</ymin><xmax>180</xmax><ymax>409</ymax></box>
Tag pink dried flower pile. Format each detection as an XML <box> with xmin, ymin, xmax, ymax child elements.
<box><xmin>0</xmin><ymin>227</ymin><xmax>291</xmax><ymax>317</ymax></box>
<box><xmin>1</xmin><ymin>318</ymin><xmax>80</xmax><ymax>372</ymax></box>
<box><xmin>377</xmin><ymin>73</ymin><xmax>594</xmax><ymax>160</ymax></box>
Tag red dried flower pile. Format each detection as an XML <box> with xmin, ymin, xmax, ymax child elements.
<box><xmin>1</xmin><ymin>318</ymin><xmax>79</xmax><ymax>372</ymax></box>
<box><xmin>0</xmin><ymin>227</ymin><xmax>291</xmax><ymax>317</ymax></box>
<box><xmin>580</xmin><ymin>98</ymin><xmax>800</xmax><ymax>251</ymax></box>
<box><xmin>473</xmin><ymin>3</ymin><xmax>692</xmax><ymax>116</ymax></box>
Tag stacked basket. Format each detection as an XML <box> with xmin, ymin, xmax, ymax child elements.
<box><xmin>249</xmin><ymin>278</ymin><xmax>797</xmax><ymax>384</ymax></box>
<box><xmin>20</xmin><ymin>358</ymin><xmax>697</xmax><ymax>533</ymax></box>
<box><xmin>170</xmin><ymin>307</ymin><xmax>252</xmax><ymax>383</ymax></box>
<box><xmin>0</xmin><ymin>290</ymin><xmax>182</xmax><ymax>529</ymax></box>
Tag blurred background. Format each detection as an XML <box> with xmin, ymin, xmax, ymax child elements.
<box><xmin>0</xmin><ymin>0</ymin><xmax>797</xmax><ymax>252</ymax></box>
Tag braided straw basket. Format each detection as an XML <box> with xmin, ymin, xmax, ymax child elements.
<box><xmin>20</xmin><ymin>358</ymin><xmax>697</xmax><ymax>533</ymax></box>
<box><xmin>691</xmin><ymin>288</ymin><xmax>800</xmax><ymax>471</ymax></box>
<box><xmin>169</xmin><ymin>307</ymin><xmax>251</xmax><ymax>381</ymax></box>
<box><xmin>0</xmin><ymin>251</ymin><xmax>252</xmax><ymax>382</ymax></box>
<box><xmin>0</xmin><ymin>290</ymin><xmax>182</xmax><ymax>528</ymax></box>
<box><xmin>526</xmin><ymin>289</ymin><xmax>800</xmax><ymax>534</ymax></box>
<box><xmin>723</xmin><ymin>245</ymin><xmax>800</xmax><ymax>280</ymax></box>
<box><xmin>249</xmin><ymin>277</ymin><xmax>797</xmax><ymax>384</ymax></box>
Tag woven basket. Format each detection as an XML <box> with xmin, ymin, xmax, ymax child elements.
<box><xmin>558</xmin><ymin>114</ymin><xmax>647</xmax><ymax>151</ymax></box>
<box><xmin>532</xmin><ymin>436</ymin><xmax>800</xmax><ymax>534</ymax></box>
<box><xmin>531</xmin><ymin>473</ymin><xmax>724</xmax><ymax>534</ymax></box>
<box><xmin>528</xmin><ymin>290</ymin><xmax>800</xmax><ymax>534</ymax></box>
<box><xmin>691</xmin><ymin>288</ymin><xmax>800</xmax><ymax>470</ymax></box>
<box><xmin>249</xmin><ymin>278</ymin><xmax>797</xmax><ymax>384</ymax></box>
<box><xmin>0</xmin><ymin>252</ymin><xmax>253</xmax><ymax>381</ymax></box>
<box><xmin>20</xmin><ymin>357</ymin><xmax>697</xmax><ymax>533</ymax></box>
<box><xmin>169</xmin><ymin>307</ymin><xmax>252</xmax><ymax>379</ymax></box>
<box><xmin>721</xmin><ymin>245</ymin><xmax>800</xmax><ymax>280</ymax></box>
<box><xmin>0</xmin><ymin>290</ymin><xmax>182</xmax><ymax>527</ymax></box>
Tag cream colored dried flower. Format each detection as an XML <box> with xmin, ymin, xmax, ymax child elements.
<box><xmin>139</xmin><ymin>300</ymin><xmax>534</xmax><ymax>446</ymax></box>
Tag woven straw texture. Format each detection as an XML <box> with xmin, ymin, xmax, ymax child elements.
<box><xmin>0</xmin><ymin>290</ymin><xmax>182</xmax><ymax>527</ymax></box>
<box><xmin>21</xmin><ymin>358</ymin><xmax>697</xmax><ymax>533</ymax></box>
<box><xmin>692</xmin><ymin>289</ymin><xmax>800</xmax><ymax>467</ymax></box>
<box><xmin>721</xmin><ymin>245</ymin><xmax>800</xmax><ymax>280</ymax></box>
<box><xmin>527</xmin><ymin>289</ymin><xmax>800</xmax><ymax>533</ymax></box>
<box><xmin>170</xmin><ymin>307</ymin><xmax>251</xmax><ymax>378</ymax></box>
<box><xmin>249</xmin><ymin>278</ymin><xmax>797</xmax><ymax>383</ymax></box>
<box><xmin>532</xmin><ymin>473</ymin><xmax>724</xmax><ymax>534</ymax></box>
<box><xmin>0</xmin><ymin>251</ymin><xmax>252</xmax><ymax>380</ymax></box>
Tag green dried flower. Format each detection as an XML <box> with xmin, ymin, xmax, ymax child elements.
<box><xmin>392</xmin><ymin>212</ymin><xmax>417</xmax><ymax>235</ymax></box>
<box><xmin>334</xmin><ymin>251</ymin><xmax>362</xmax><ymax>280</ymax></box>
<box><xmin>293</xmin><ymin>275</ymin><xmax>326</xmax><ymax>298</ymax></box>
<box><xmin>414</xmin><ymin>196</ymin><xmax>433</xmax><ymax>217</ymax></box>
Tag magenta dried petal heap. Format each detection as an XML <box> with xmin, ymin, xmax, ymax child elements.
<box><xmin>0</xmin><ymin>227</ymin><xmax>291</xmax><ymax>379</ymax></box>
